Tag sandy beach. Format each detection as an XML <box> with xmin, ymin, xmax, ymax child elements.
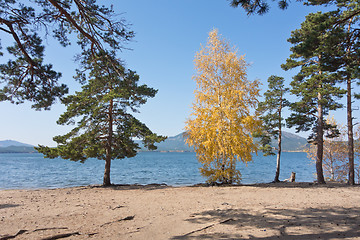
<box><xmin>1</xmin><ymin>183</ymin><xmax>360</xmax><ymax>239</ymax></box>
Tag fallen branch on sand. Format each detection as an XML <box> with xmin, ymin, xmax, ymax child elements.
<box><xmin>0</xmin><ymin>229</ymin><xmax>27</xmax><ymax>240</ymax></box>
<box><xmin>100</xmin><ymin>215</ymin><xmax>135</xmax><ymax>227</ymax></box>
<box><xmin>182</xmin><ymin>218</ymin><xmax>234</xmax><ymax>236</ymax></box>
<box><xmin>0</xmin><ymin>227</ymin><xmax>96</xmax><ymax>240</ymax></box>
<box><xmin>41</xmin><ymin>232</ymin><xmax>81</xmax><ymax>240</ymax></box>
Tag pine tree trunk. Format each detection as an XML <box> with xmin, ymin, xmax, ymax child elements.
<box><xmin>316</xmin><ymin>92</ymin><xmax>326</xmax><ymax>184</ymax></box>
<box><xmin>103</xmin><ymin>99</ymin><xmax>113</xmax><ymax>186</ymax></box>
<box><xmin>103</xmin><ymin>152</ymin><xmax>111</xmax><ymax>186</ymax></box>
<box><xmin>347</xmin><ymin>75</ymin><xmax>355</xmax><ymax>185</ymax></box>
<box><xmin>274</xmin><ymin>132</ymin><xmax>281</xmax><ymax>182</ymax></box>
<box><xmin>274</xmin><ymin>98</ymin><xmax>283</xmax><ymax>183</ymax></box>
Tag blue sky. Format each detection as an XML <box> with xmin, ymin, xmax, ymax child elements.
<box><xmin>0</xmin><ymin>0</ymin><xmax>356</xmax><ymax>146</ymax></box>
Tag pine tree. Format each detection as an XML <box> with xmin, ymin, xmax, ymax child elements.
<box><xmin>328</xmin><ymin>1</ymin><xmax>360</xmax><ymax>185</ymax></box>
<box><xmin>306</xmin><ymin>117</ymin><xmax>349</xmax><ymax>182</ymax></box>
<box><xmin>185</xmin><ymin>29</ymin><xmax>261</xmax><ymax>184</ymax></box>
<box><xmin>256</xmin><ymin>75</ymin><xmax>289</xmax><ymax>182</ymax></box>
<box><xmin>36</xmin><ymin>53</ymin><xmax>165</xmax><ymax>186</ymax></box>
<box><xmin>0</xmin><ymin>0</ymin><xmax>133</xmax><ymax>109</ymax></box>
<box><xmin>282</xmin><ymin>11</ymin><xmax>346</xmax><ymax>184</ymax></box>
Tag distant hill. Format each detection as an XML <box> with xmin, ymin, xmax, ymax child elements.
<box><xmin>1</xmin><ymin>131</ymin><xmax>308</xmax><ymax>153</ymax></box>
<box><xmin>0</xmin><ymin>140</ymin><xmax>36</xmax><ymax>153</ymax></box>
<box><xmin>152</xmin><ymin>133</ymin><xmax>192</xmax><ymax>152</ymax></box>
<box><xmin>273</xmin><ymin>131</ymin><xmax>308</xmax><ymax>152</ymax></box>
<box><xmin>139</xmin><ymin>131</ymin><xmax>308</xmax><ymax>152</ymax></box>
<box><xmin>0</xmin><ymin>140</ymin><xmax>33</xmax><ymax>148</ymax></box>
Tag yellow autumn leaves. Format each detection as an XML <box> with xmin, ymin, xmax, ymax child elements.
<box><xmin>185</xmin><ymin>29</ymin><xmax>261</xmax><ymax>184</ymax></box>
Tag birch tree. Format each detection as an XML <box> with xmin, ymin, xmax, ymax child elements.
<box><xmin>185</xmin><ymin>29</ymin><xmax>261</xmax><ymax>184</ymax></box>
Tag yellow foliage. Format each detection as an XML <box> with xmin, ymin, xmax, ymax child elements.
<box><xmin>185</xmin><ymin>29</ymin><xmax>261</xmax><ymax>184</ymax></box>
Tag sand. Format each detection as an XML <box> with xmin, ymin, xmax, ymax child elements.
<box><xmin>1</xmin><ymin>182</ymin><xmax>360</xmax><ymax>239</ymax></box>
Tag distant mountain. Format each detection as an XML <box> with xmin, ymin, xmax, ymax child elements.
<box><xmin>153</xmin><ymin>133</ymin><xmax>193</xmax><ymax>152</ymax></box>
<box><xmin>139</xmin><ymin>131</ymin><xmax>308</xmax><ymax>152</ymax></box>
<box><xmin>0</xmin><ymin>140</ymin><xmax>36</xmax><ymax>153</ymax></box>
<box><xmin>273</xmin><ymin>131</ymin><xmax>308</xmax><ymax>152</ymax></box>
<box><xmin>1</xmin><ymin>131</ymin><xmax>308</xmax><ymax>154</ymax></box>
<box><xmin>0</xmin><ymin>140</ymin><xmax>33</xmax><ymax>148</ymax></box>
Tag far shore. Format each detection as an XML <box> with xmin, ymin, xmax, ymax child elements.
<box><xmin>1</xmin><ymin>182</ymin><xmax>359</xmax><ymax>239</ymax></box>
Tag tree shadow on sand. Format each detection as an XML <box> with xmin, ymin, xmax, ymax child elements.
<box><xmin>172</xmin><ymin>206</ymin><xmax>360</xmax><ymax>239</ymax></box>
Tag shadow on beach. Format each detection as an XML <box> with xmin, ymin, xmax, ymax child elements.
<box><xmin>172</xmin><ymin>206</ymin><xmax>360</xmax><ymax>239</ymax></box>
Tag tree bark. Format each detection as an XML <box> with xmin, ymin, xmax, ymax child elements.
<box><xmin>347</xmin><ymin>74</ymin><xmax>355</xmax><ymax>185</ymax></box>
<box><xmin>345</xmin><ymin>17</ymin><xmax>355</xmax><ymax>185</ymax></box>
<box><xmin>274</xmin><ymin>131</ymin><xmax>281</xmax><ymax>182</ymax></box>
<box><xmin>103</xmin><ymin>99</ymin><xmax>113</xmax><ymax>186</ymax></box>
<box><xmin>274</xmin><ymin>93</ymin><xmax>284</xmax><ymax>183</ymax></box>
<box><xmin>316</xmin><ymin>91</ymin><xmax>326</xmax><ymax>184</ymax></box>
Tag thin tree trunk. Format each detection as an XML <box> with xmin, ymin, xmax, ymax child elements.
<box><xmin>274</xmin><ymin>102</ymin><xmax>282</xmax><ymax>183</ymax></box>
<box><xmin>347</xmin><ymin>74</ymin><xmax>355</xmax><ymax>185</ymax></box>
<box><xmin>274</xmin><ymin>130</ymin><xmax>281</xmax><ymax>182</ymax></box>
<box><xmin>329</xmin><ymin>148</ymin><xmax>335</xmax><ymax>181</ymax></box>
<box><xmin>103</xmin><ymin>99</ymin><xmax>113</xmax><ymax>186</ymax></box>
<box><xmin>316</xmin><ymin>91</ymin><xmax>326</xmax><ymax>184</ymax></box>
<box><xmin>345</xmin><ymin>18</ymin><xmax>355</xmax><ymax>185</ymax></box>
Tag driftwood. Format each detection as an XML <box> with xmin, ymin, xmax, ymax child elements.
<box><xmin>0</xmin><ymin>229</ymin><xmax>27</xmax><ymax>240</ymax></box>
<box><xmin>0</xmin><ymin>227</ymin><xmax>97</xmax><ymax>240</ymax></box>
<box><xmin>41</xmin><ymin>232</ymin><xmax>80</xmax><ymax>240</ymax></box>
<box><xmin>100</xmin><ymin>215</ymin><xmax>135</xmax><ymax>227</ymax></box>
<box><xmin>182</xmin><ymin>218</ymin><xmax>234</xmax><ymax>237</ymax></box>
<box><xmin>0</xmin><ymin>228</ymin><xmax>72</xmax><ymax>240</ymax></box>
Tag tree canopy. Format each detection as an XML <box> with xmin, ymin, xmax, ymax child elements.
<box><xmin>228</xmin><ymin>0</ymin><xmax>358</xmax><ymax>15</ymax></box>
<box><xmin>36</xmin><ymin>52</ymin><xmax>166</xmax><ymax>186</ymax></box>
<box><xmin>256</xmin><ymin>75</ymin><xmax>289</xmax><ymax>182</ymax></box>
<box><xmin>282</xmin><ymin>11</ymin><xmax>346</xmax><ymax>184</ymax></box>
<box><xmin>0</xmin><ymin>0</ymin><xmax>133</xmax><ymax>109</ymax></box>
<box><xmin>185</xmin><ymin>29</ymin><xmax>261</xmax><ymax>184</ymax></box>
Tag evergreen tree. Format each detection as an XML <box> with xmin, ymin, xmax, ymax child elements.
<box><xmin>328</xmin><ymin>1</ymin><xmax>360</xmax><ymax>185</ymax></box>
<box><xmin>0</xmin><ymin>0</ymin><xmax>133</xmax><ymax>109</ymax></box>
<box><xmin>297</xmin><ymin>1</ymin><xmax>360</xmax><ymax>184</ymax></box>
<box><xmin>282</xmin><ymin>12</ymin><xmax>346</xmax><ymax>184</ymax></box>
<box><xmin>185</xmin><ymin>29</ymin><xmax>261</xmax><ymax>184</ymax></box>
<box><xmin>36</xmin><ymin>53</ymin><xmax>165</xmax><ymax>186</ymax></box>
<box><xmin>306</xmin><ymin>117</ymin><xmax>349</xmax><ymax>182</ymax></box>
<box><xmin>256</xmin><ymin>75</ymin><xmax>289</xmax><ymax>182</ymax></box>
<box><xmin>228</xmin><ymin>0</ymin><xmax>359</xmax><ymax>15</ymax></box>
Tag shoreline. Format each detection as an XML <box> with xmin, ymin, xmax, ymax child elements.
<box><xmin>1</xmin><ymin>182</ymin><xmax>359</xmax><ymax>239</ymax></box>
<box><xmin>1</xmin><ymin>181</ymin><xmax>358</xmax><ymax>191</ymax></box>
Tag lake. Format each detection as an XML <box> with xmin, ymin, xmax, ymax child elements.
<box><xmin>0</xmin><ymin>152</ymin><xmax>315</xmax><ymax>189</ymax></box>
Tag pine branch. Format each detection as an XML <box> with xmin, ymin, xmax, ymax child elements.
<box><xmin>47</xmin><ymin>0</ymin><xmax>102</xmax><ymax>52</ymax></box>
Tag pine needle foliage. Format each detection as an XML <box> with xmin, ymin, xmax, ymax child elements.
<box><xmin>256</xmin><ymin>75</ymin><xmax>289</xmax><ymax>182</ymax></box>
<box><xmin>0</xmin><ymin>0</ymin><xmax>134</xmax><ymax>109</ymax></box>
<box><xmin>282</xmin><ymin>12</ymin><xmax>346</xmax><ymax>184</ymax></box>
<box><xmin>36</xmin><ymin>53</ymin><xmax>166</xmax><ymax>186</ymax></box>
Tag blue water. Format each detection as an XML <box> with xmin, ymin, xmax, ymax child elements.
<box><xmin>0</xmin><ymin>152</ymin><xmax>315</xmax><ymax>189</ymax></box>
